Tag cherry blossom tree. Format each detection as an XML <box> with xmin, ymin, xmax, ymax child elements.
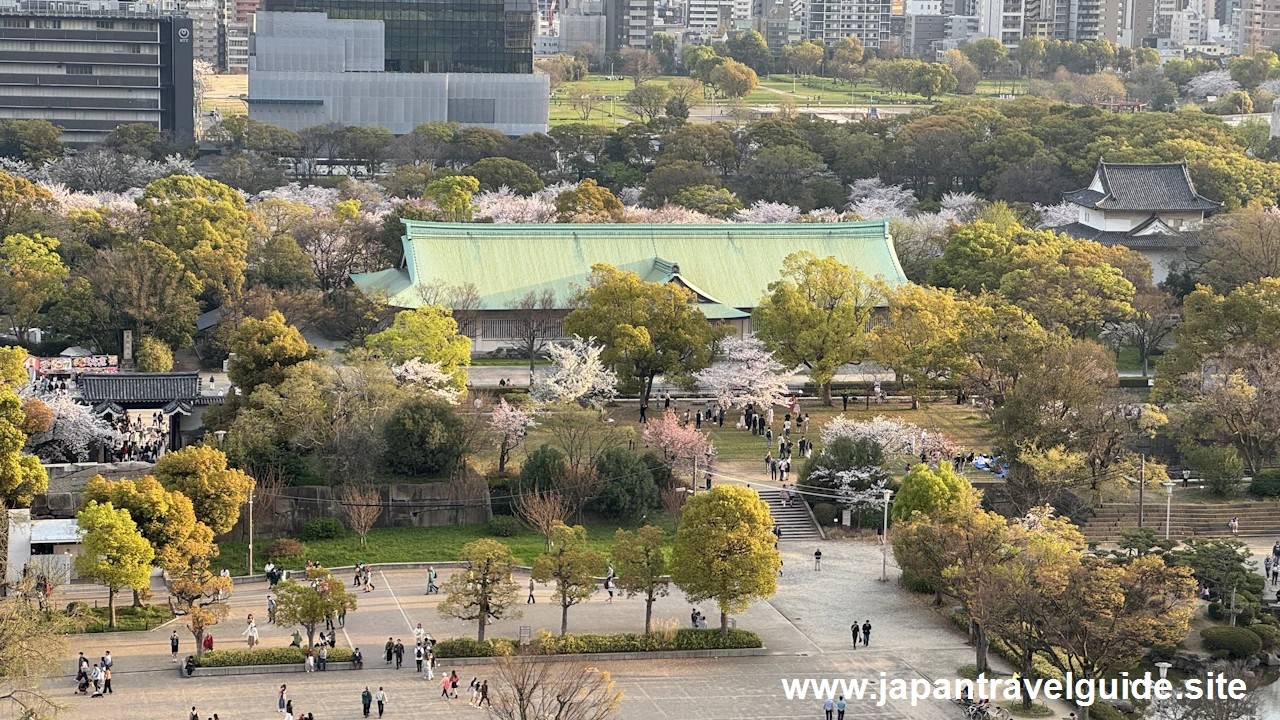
<box><xmin>1034</xmin><ymin>201</ymin><xmax>1078</xmax><ymax>229</ymax></box>
<box><xmin>733</xmin><ymin>200</ymin><xmax>801</xmax><ymax>223</ymax></box>
<box><xmin>1183</xmin><ymin>70</ymin><xmax>1239</xmax><ymax>99</ymax></box>
<box><xmin>392</xmin><ymin>358</ymin><xmax>463</xmax><ymax>405</ymax></box>
<box><xmin>939</xmin><ymin>192</ymin><xmax>979</xmax><ymax>222</ymax></box>
<box><xmin>624</xmin><ymin>204</ymin><xmax>718</xmax><ymax>224</ymax></box>
<box><xmin>846</xmin><ymin>178</ymin><xmax>915</xmax><ymax>221</ymax></box>
<box><xmin>820</xmin><ymin>415</ymin><xmax>955</xmax><ymax>460</ymax></box>
<box><xmin>642</xmin><ymin>408</ymin><xmax>716</xmax><ymax>482</ymax></box>
<box><xmin>25</xmin><ymin>394</ymin><xmax>121</xmax><ymax>462</ymax></box>
<box><xmin>473</xmin><ymin>187</ymin><xmax>558</xmax><ymax>223</ymax></box>
<box><xmin>490</xmin><ymin>397</ymin><xmax>535</xmax><ymax>473</ymax></box>
<box><xmin>693</xmin><ymin>334</ymin><xmax>796</xmax><ymax>409</ymax></box>
<box><xmin>530</xmin><ymin>336</ymin><xmax>618</xmax><ymax>407</ymax></box>
<box><xmin>807</xmin><ymin>471</ymin><xmax>890</xmax><ymax>527</ymax></box>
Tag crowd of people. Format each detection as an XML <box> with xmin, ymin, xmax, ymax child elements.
<box><xmin>73</xmin><ymin>650</ymin><xmax>112</xmax><ymax>697</ymax></box>
<box><xmin>108</xmin><ymin>411</ymin><xmax>169</xmax><ymax>463</ymax></box>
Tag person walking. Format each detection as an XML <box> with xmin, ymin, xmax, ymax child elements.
<box><xmin>823</xmin><ymin>697</ymin><xmax>834</xmax><ymax>720</ymax></box>
<box><xmin>242</xmin><ymin>619</ymin><xmax>258</xmax><ymax>648</ymax></box>
<box><xmin>304</xmin><ymin>648</ymin><xmax>315</xmax><ymax>673</ymax></box>
<box><xmin>101</xmin><ymin>662</ymin><xmax>112</xmax><ymax>695</ymax></box>
<box><xmin>527</xmin><ymin>577</ymin><xmax>536</xmax><ymax>604</ymax></box>
<box><xmin>384</xmin><ymin>638</ymin><xmax>394</xmax><ymax>665</ymax></box>
<box><xmin>375</xmin><ymin>687</ymin><xmax>387</xmax><ymax>718</ymax></box>
<box><xmin>353</xmin><ymin>647</ymin><xmax>363</xmax><ymax>669</ymax></box>
<box><xmin>862</xmin><ymin>620</ymin><xmax>872</xmax><ymax>646</ymax></box>
<box><xmin>171</xmin><ymin>631</ymin><xmax>180</xmax><ymax>662</ymax></box>
<box><xmin>814</xmin><ymin>549</ymin><xmax>822</xmax><ymax>571</ymax></box>
<box><xmin>414</xmin><ymin>644</ymin><xmax>424</xmax><ymax>674</ymax></box>
<box><xmin>277</xmin><ymin>684</ymin><xmax>288</xmax><ymax>713</ymax></box>
<box><xmin>449</xmin><ymin>670</ymin><xmax>460</xmax><ymax>698</ymax></box>
<box><xmin>393</xmin><ymin>639</ymin><xmax>404</xmax><ymax>669</ymax></box>
<box><xmin>851</xmin><ymin>623</ymin><xmax>859</xmax><ymax>649</ymax></box>
<box><xmin>267</xmin><ymin>596</ymin><xmax>276</xmax><ymax>624</ymax></box>
<box><xmin>440</xmin><ymin>674</ymin><xmax>452</xmax><ymax>699</ymax></box>
<box><xmin>190</xmin><ymin>707</ymin><xmax>199</xmax><ymax>720</ymax></box>
<box><xmin>836</xmin><ymin>696</ymin><xmax>847</xmax><ymax>720</ymax></box>
<box><xmin>361</xmin><ymin>688</ymin><xmax>373</xmax><ymax>718</ymax></box>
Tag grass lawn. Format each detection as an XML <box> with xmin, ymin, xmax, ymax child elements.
<box><xmin>213</xmin><ymin>514</ymin><xmax>676</xmax><ymax>576</ymax></box>
<box><xmin>81</xmin><ymin>603</ymin><xmax>173</xmax><ymax>633</ymax></box>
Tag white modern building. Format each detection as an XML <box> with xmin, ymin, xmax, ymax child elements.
<box><xmin>804</xmin><ymin>0</ymin><xmax>893</xmax><ymax>47</ymax></box>
<box><xmin>248</xmin><ymin>11</ymin><xmax>549</xmax><ymax>136</ymax></box>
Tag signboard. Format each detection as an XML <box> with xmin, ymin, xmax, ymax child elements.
<box><xmin>122</xmin><ymin>330</ymin><xmax>133</xmax><ymax>361</ymax></box>
<box><xmin>34</xmin><ymin>356</ymin><xmax>119</xmax><ymax>374</ymax></box>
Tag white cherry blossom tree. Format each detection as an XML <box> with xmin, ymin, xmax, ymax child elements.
<box><xmin>530</xmin><ymin>336</ymin><xmax>618</xmax><ymax>406</ymax></box>
<box><xmin>25</xmin><ymin>394</ymin><xmax>121</xmax><ymax>463</ymax></box>
<box><xmin>733</xmin><ymin>200</ymin><xmax>801</xmax><ymax>223</ymax></box>
<box><xmin>693</xmin><ymin>334</ymin><xmax>796</xmax><ymax>409</ymax></box>
<box><xmin>490</xmin><ymin>397</ymin><xmax>535</xmax><ymax>473</ymax></box>
<box><xmin>392</xmin><ymin>358</ymin><xmax>463</xmax><ymax>405</ymax></box>
<box><xmin>820</xmin><ymin>415</ymin><xmax>955</xmax><ymax>459</ymax></box>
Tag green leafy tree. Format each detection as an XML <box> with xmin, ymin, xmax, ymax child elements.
<box><xmin>709</xmin><ymin>59</ymin><xmax>759</xmax><ymax>99</ymax></box>
<box><xmin>671</xmin><ymin>185</ymin><xmax>742</xmax><ymax>218</ymax></box>
<box><xmin>438</xmin><ymin>538</ymin><xmax>521</xmax><ymax>641</ymax></box>
<box><xmin>591</xmin><ymin>447</ymin><xmax>657</xmax><ymax>522</ymax></box>
<box><xmin>963</xmin><ymin>38</ymin><xmax>1008</xmax><ymax>75</ymax></box>
<box><xmin>611</xmin><ymin>525</ymin><xmax>669</xmax><ymax>634</ymax></box>
<box><xmin>533</xmin><ymin>522</ymin><xmax>606</xmax><ymax>636</ymax></box>
<box><xmin>75</xmin><ymin>501</ymin><xmax>155</xmax><ymax>628</ymax></box>
<box><xmin>383</xmin><ymin>398</ymin><xmax>466</xmax><ymax>477</ymax></box>
<box><xmin>424</xmin><ymin>175</ymin><xmax>480</xmax><ymax>221</ymax></box>
<box><xmin>0</xmin><ymin>384</ymin><xmax>46</xmax><ymax>508</ymax></box>
<box><xmin>0</xmin><ymin>119</ymin><xmax>63</xmax><ymax>164</ymax></box>
<box><xmin>105</xmin><ymin>123</ymin><xmax>162</xmax><ymax>159</ymax></box>
<box><xmin>0</xmin><ymin>171</ymin><xmax>53</xmax><ymax>239</ymax></box>
<box><xmin>642</xmin><ymin>161</ymin><xmax>718</xmax><ymax>205</ymax></box>
<box><xmin>89</xmin><ymin>240</ymin><xmax>201</xmax><ymax>348</ymax></box>
<box><xmin>907</xmin><ymin>62</ymin><xmax>958</xmax><ymax>101</ymax></box>
<box><xmin>563</xmin><ymin>263</ymin><xmax>720</xmax><ymax>405</ymax></box>
<box><xmin>725</xmin><ymin>30</ymin><xmax>773</xmax><ymax>75</ymax></box>
<box><xmin>365</xmin><ymin>306</ymin><xmax>471</xmax><ymax>389</ymax></box>
<box><xmin>651</xmin><ymin>33</ymin><xmax>678</xmax><ymax>74</ymax></box>
<box><xmin>463</xmin><ymin>157</ymin><xmax>544</xmax><ymax>195</ymax></box>
<box><xmin>752</xmin><ymin>251</ymin><xmax>884</xmax><ymax>404</ymax></box>
<box><xmin>670</xmin><ymin>485</ymin><xmax>780</xmax><ymax>633</ymax></box>
<box><xmin>226</xmin><ymin>311</ymin><xmax>316</xmax><ymax>391</ymax></box>
<box><xmin>624</xmin><ymin>84</ymin><xmax>671</xmax><ymax>123</ymax></box>
<box><xmin>891</xmin><ymin>463</ymin><xmax>971</xmax><ymax>522</ymax></box>
<box><xmin>153</xmin><ymin>445</ymin><xmax>255</xmax><ymax>536</ymax></box>
<box><xmin>139</xmin><ymin>175</ymin><xmax>250</xmax><ymax>305</ymax></box>
<box><xmin>555</xmin><ymin>178</ymin><xmax>624</xmax><ymax>222</ymax></box>
<box><xmin>83</xmin><ymin>474</ymin><xmax>214</xmax><ymax>574</ymax></box>
<box><xmin>871</xmin><ymin>284</ymin><xmax>968</xmax><ymax>408</ymax></box>
<box><xmin>133</xmin><ymin>336</ymin><xmax>174</xmax><ymax>373</ymax></box>
<box><xmin>0</xmin><ymin>233</ymin><xmax>67</xmax><ymax>343</ymax></box>
<box><xmin>782</xmin><ymin>40</ymin><xmax>824</xmax><ymax>76</ymax></box>
<box><xmin>273</xmin><ymin>570</ymin><xmax>357</xmax><ymax>648</ymax></box>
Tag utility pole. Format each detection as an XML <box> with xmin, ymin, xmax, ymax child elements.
<box><xmin>247</xmin><ymin>492</ymin><xmax>254</xmax><ymax>576</ymax></box>
<box><xmin>1137</xmin><ymin>454</ymin><xmax>1145</xmax><ymax>528</ymax></box>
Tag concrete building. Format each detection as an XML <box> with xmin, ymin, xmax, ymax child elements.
<box><xmin>0</xmin><ymin>0</ymin><xmax>194</xmax><ymax>148</ymax></box>
<box><xmin>5</xmin><ymin>509</ymin><xmax>82</xmax><ymax>585</ymax></box>
<box><xmin>248</xmin><ymin>11</ymin><xmax>548</xmax><ymax>135</ymax></box>
<box><xmin>977</xmin><ymin>0</ymin><xmax>1026</xmax><ymax>44</ymax></box>
<box><xmin>222</xmin><ymin>19</ymin><xmax>250</xmax><ymax>72</ymax></box>
<box><xmin>1055</xmin><ymin>162</ymin><xmax>1221</xmax><ymax>284</ymax></box>
<box><xmin>804</xmin><ymin>0</ymin><xmax>893</xmax><ymax>48</ymax></box>
<box><xmin>904</xmin><ymin>12</ymin><xmax>946</xmax><ymax>55</ymax></box>
<box><xmin>184</xmin><ymin>0</ymin><xmax>220</xmax><ymax>66</ymax></box>
<box><xmin>688</xmin><ymin>0</ymin><xmax>734</xmax><ymax>30</ymax></box>
<box><xmin>1242</xmin><ymin>0</ymin><xmax>1280</xmax><ymax>51</ymax></box>
<box><xmin>1168</xmin><ymin>8</ymin><xmax>1205</xmax><ymax>42</ymax></box>
<box><xmin>352</xmin><ymin>221</ymin><xmax>907</xmax><ymax>353</ymax></box>
<box><xmin>605</xmin><ymin>0</ymin><xmax>654</xmax><ymax>49</ymax></box>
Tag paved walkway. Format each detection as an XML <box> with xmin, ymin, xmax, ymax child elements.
<box><xmin>51</xmin><ymin>541</ymin><xmax>1067</xmax><ymax>720</ymax></box>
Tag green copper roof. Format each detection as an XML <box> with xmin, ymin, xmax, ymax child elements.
<box><xmin>350</xmin><ymin>221</ymin><xmax>906</xmax><ymax>310</ymax></box>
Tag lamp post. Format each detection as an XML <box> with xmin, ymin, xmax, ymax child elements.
<box><xmin>880</xmin><ymin>488</ymin><xmax>893</xmax><ymax>583</ymax></box>
<box><xmin>1162</xmin><ymin>481</ymin><xmax>1175</xmax><ymax>540</ymax></box>
<box><xmin>214</xmin><ymin>430</ymin><xmax>226</xmax><ymax>446</ymax></box>
<box><xmin>247</xmin><ymin>491</ymin><xmax>254</xmax><ymax>576</ymax></box>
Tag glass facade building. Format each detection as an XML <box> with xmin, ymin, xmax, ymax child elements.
<box><xmin>260</xmin><ymin>0</ymin><xmax>534</xmax><ymax>73</ymax></box>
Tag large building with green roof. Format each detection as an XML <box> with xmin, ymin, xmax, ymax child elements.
<box><xmin>351</xmin><ymin>220</ymin><xmax>907</xmax><ymax>354</ymax></box>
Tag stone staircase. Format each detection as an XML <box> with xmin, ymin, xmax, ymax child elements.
<box><xmin>1081</xmin><ymin>500</ymin><xmax>1280</xmax><ymax>543</ymax></box>
<box><xmin>755</xmin><ymin>488</ymin><xmax>823</xmax><ymax>541</ymax></box>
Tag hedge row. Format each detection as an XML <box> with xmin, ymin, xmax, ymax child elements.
<box><xmin>195</xmin><ymin>646</ymin><xmax>354</xmax><ymax>667</ymax></box>
<box><xmin>433</xmin><ymin>629</ymin><xmax>763</xmax><ymax>658</ymax></box>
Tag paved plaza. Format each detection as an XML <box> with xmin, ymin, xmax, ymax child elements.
<box><xmin>50</xmin><ymin>541</ymin><xmax>1054</xmax><ymax>720</ymax></box>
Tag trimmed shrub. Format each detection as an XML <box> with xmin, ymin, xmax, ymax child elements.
<box><xmin>1088</xmin><ymin>703</ymin><xmax>1126</xmax><ymax>720</ymax></box>
<box><xmin>901</xmin><ymin>571</ymin><xmax>934</xmax><ymax>594</ymax></box>
<box><xmin>195</xmin><ymin>646</ymin><xmax>353</xmax><ymax>667</ymax></box>
<box><xmin>1201</xmin><ymin>626</ymin><xmax>1263</xmax><ymax>659</ymax></box>
<box><xmin>432</xmin><ymin>629</ymin><xmax>763</xmax><ymax>658</ymax></box>
<box><xmin>1248</xmin><ymin>623</ymin><xmax>1280</xmax><ymax>652</ymax></box>
<box><xmin>487</xmin><ymin>515</ymin><xmax>520</xmax><ymax>537</ymax></box>
<box><xmin>591</xmin><ymin>448</ymin><xmax>658</xmax><ymax>522</ymax></box>
<box><xmin>134</xmin><ymin>336</ymin><xmax>174</xmax><ymax>373</ymax></box>
<box><xmin>300</xmin><ymin>517</ymin><xmax>346</xmax><ymax>541</ymax></box>
<box><xmin>1207</xmin><ymin>601</ymin><xmax>1226</xmax><ymax>621</ymax></box>
<box><xmin>383</xmin><ymin>398</ymin><xmax>466</xmax><ymax>477</ymax></box>
<box><xmin>266</xmin><ymin>538</ymin><xmax>307</xmax><ymax>560</ymax></box>
<box><xmin>1250</xmin><ymin>470</ymin><xmax>1280</xmax><ymax>497</ymax></box>
<box><xmin>812</xmin><ymin>502</ymin><xmax>839</xmax><ymax>524</ymax></box>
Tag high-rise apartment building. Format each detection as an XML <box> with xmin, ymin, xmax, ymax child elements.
<box><xmin>687</xmin><ymin>0</ymin><xmax>733</xmax><ymax>29</ymax></box>
<box><xmin>184</xmin><ymin>0</ymin><xmax>220</xmax><ymax>65</ymax></box>
<box><xmin>1242</xmin><ymin>0</ymin><xmax>1280</xmax><ymax>51</ymax></box>
<box><xmin>805</xmin><ymin>0</ymin><xmax>892</xmax><ymax>48</ymax></box>
<box><xmin>248</xmin><ymin>10</ymin><xmax>547</xmax><ymax>135</ymax></box>
<box><xmin>0</xmin><ymin>0</ymin><xmax>193</xmax><ymax>147</ymax></box>
<box><xmin>976</xmin><ymin>0</ymin><xmax>1024</xmax><ymax>44</ymax></box>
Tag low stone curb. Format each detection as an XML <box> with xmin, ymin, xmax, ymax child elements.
<box><xmin>182</xmin><ymin>648</ymin><xmax>766</xmax><ymax>677</ymax></box>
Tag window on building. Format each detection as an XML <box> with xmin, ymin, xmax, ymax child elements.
<box><xmin>32</xmin><ymin>19</ymin><xmax>60</xmax><ymax>28</ymax></box>
<box><xmin>2</xmin><ymin>18</ymin><xmax>29</xmax><ymax>28</ymax></box>
<box><xmin>96</xmin><ymin>21</ymin><xmax>115</xmax><ymax>29</ymax></box>
<box><xmin>65</xmin><ymin>64</ymin><xmax>93</xmax><ymax>74</ymax></box>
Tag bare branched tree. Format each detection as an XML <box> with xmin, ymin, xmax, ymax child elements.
<box><xmin>0</xmin><ymin>577</ymin><xmax>84</xmax><ymax>719</ymax></box>
<box><xmin>505</xmin><ymin>289</ymin><xmax>562</xmax><ymax>373</ymax></box>
<box><xmin>415</xmin><ymin>280</ymin><xmax>484</xmax><ymax>338</ymax></box>
<box><xmin>339</xmin><ymin>485</ymin><xmax>384</xmax><ymax>548</ymax></box>
<box><xmin>489</xmin><ymin>651</ymin><xmax>624</xmax><ymax>720</ymax></box>
<box><xmin>248</xmin><ymin>464</ymin><xmax>289</xmax><ymax>536</ymax></box>
<box><xmin>659</xmin><ymin>485</ymin><xmax>689</xmax><ymax>529</ymax></box>
<box><xmin>515</xmin><ymin>490</ymin><xmax>572</xmax><ymax>551</ymax></box>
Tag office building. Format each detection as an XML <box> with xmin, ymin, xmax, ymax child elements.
<box><xmin>904</xmin><ymin>12</ymin><xmax>946</xmax><ymax>55</ymax></box>
<box><xmin>0</xmin><ymin>0</ymin><xmax>193</xmax><ymax>147</ymax></box>
<box><xmin>805</xmin><ymin>0</ymin><xmax>893</xmax><ymax>47</ymax></box>
<box><xmin>248</xmin><ymin>11</ymin><xmax>547</xmax><ymax>135</ymax></box>
<box><xmin>1241</xmin><ymin>0</ymin><xmax>1279</xmax><ymax>51</ymax></box>
<box><xmin>604</xmin><ymin>0</ymin><xmax>653</xmax><ymax>48</ymax></box>
<box><xmin>977</xmin><ymin>0</ymin><xmax>1025</xmax><ymax>44</ymax></box>
<box><xmin>688</xmin><ymin>0</ymin><xmax>734</xmax><ymax>29</ymax></box>
<box><xmin>184</xmin><ymin>0</ymin><xmax>220</xmax><ymax>65</ymax></box>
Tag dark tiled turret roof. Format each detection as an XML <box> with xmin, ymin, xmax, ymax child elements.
<box><xmin>80</xmin><ymin>372</ymin><xmax>203</xmax><ymax>403</ymax></box>
<box><xmin>1064</xmin><ymin>162</ymin><xmax>1222</xmax><ymax>213</ymax></box>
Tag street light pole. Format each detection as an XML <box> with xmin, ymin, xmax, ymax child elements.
<box><xmin>247</xmin><ymin>492</ymin><xmax>254</xmax><ymax>576</ymax></box>
<box><xmin>880</xmin><ymin>489</ymin><xmax>893</xmax><ymax>583</ymax></box>
<box><xmin>1162</xmin><ymin>481</ymin><xmax>1175</xmax><ymax>540</ymax></box>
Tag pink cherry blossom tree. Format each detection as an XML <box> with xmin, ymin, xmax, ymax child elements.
<box><xmin>642</xmin><ymin>408</ymin><xmax>716</xmax><ymax>483</ymax></box>
<box><xmin>25</xmin><ymin>394</ymin><xmax>121</xmax><ymax>462</ymax></box>
<box><xmin>693</xmin><ymin>334</ymin><xmax>795</xmax><ymax>409</ymax></box>
<box><xmin>490</xmin><ymin>397</ymin><xmax>535</xmax><ymax>473</ymax></box>
<box><xmin>733</xmin><ymin>200</ymin><xmax>801</xmax><ymax>223</ymax></box>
